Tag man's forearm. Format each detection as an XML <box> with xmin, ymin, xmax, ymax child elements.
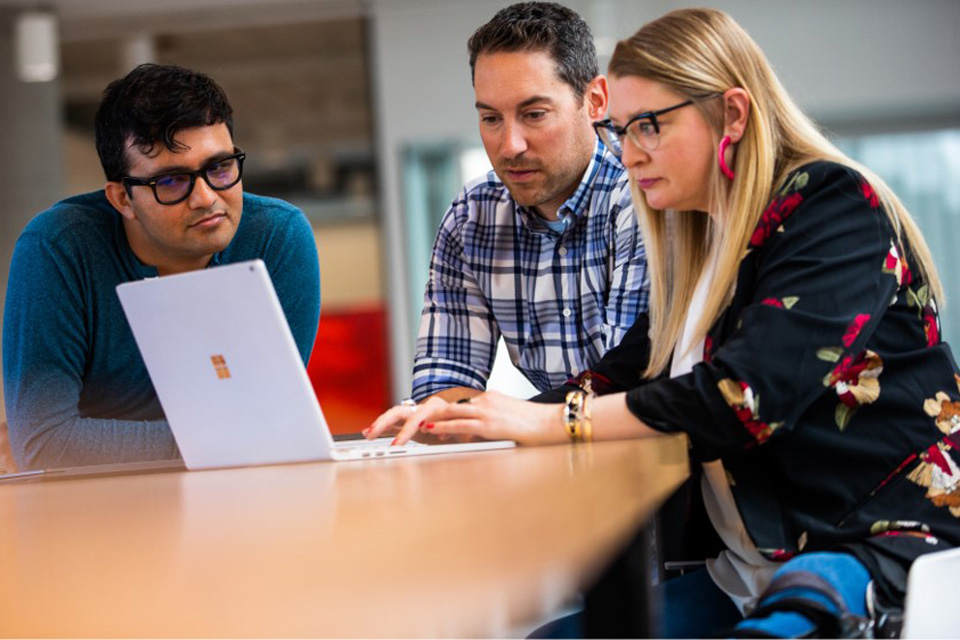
<box><xmin>11</xmin><ymin>416</ymin><xmax>178</xmax><ymax>471</ymax></box>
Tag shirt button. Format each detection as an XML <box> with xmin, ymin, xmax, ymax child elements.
<box><xmin>562</xmin><ymin>308</ymin><xmax>572</xmax><ymax>317</ymax></box>
<box><xmin>558</xmin><ymin>246</ymin><xmax>567</xmax><ymax>256</ymax></box>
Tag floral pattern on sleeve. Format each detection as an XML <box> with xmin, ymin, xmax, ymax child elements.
<box><xmin>717</xmin><ymin>378</ymin><xmax>783</xmax><ymax>443</ymax></box>
<box><xmin>815</xmin><ymin>313</ymin><xmax>883</xmax><ymax>430</ymax></box>
<box><xmin>883</xmin><ymin>240</ymin><xmax>912</xmax><ymax>290</ymax></box>
<box><xmin>908</xmin><ymin>390</ymin><xmax>960</xmax><ymax>517</ymax></box>
<box><xmin>904</xmin><ymin>283</ymin><xmax>941</xmax><ymax>347</ymax></box>
<box><xmin>749</xmin><ymin>171</ymin><xmax>808</xmax><ymax>248</ymax></box>
<box><xmin>819</xmin><ymin>348</ymin><xmax>884</xmax><ymax>431</ymax></box>
<box><xmin>878</xmin><ymin>179</ymin><xmax>940</xmax><ymax>347</ymax></box>
<box><xmin>841</xmin><ymin>314</ymin><xmax>871</xmax><ymax>348</ymax></box>
<box><xmin>860</xmin><ymin>179</ymin><xmax>881</xmax><ymax>209</ymax></box>
<box><xmin>922</xmin><ymin>298</ymin><xmax>941</xmax><ymax>347</ymax></box>
<box><xmin>761</xmin><ymin>296</ymin><xmax>799</xmax><ymax>309</ymax></box>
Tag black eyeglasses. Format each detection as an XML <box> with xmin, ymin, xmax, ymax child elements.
<box><xmin>121</xmin><ymin>148</ymin><xmax>246</xmax><ymax>205</ymax></box>
<box><xmin>594</xmin><ymin>94</ymin><xmax>721</xmax><ymax>156</ymax></box>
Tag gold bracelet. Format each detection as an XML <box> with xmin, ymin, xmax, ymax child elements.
<box><xmin>582</xmin><ymin>392</ymin><xmax>593</xmax><ymax>443</ymax></box>
<box><xmin>564</xmin><ymin>390</ymin><xmax>586</xmax><ymax>443</ymax></box>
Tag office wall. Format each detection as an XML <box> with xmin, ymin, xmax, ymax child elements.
<box><xmin>369</xmin><ymin>0</ymin><xmax>960</xmax><ymax>399</ymax></box>
<box><xmin>314</xmin><ymin>223</ymin><xmax>383</xmax><ymax>307</ymax></box>
<box><xmin>0</xmin><ymin>9</ymin><xmax>66</xmax><ymax>423</ymax></box>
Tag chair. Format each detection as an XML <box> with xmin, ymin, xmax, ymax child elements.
<box><xmin>901</xmin><ymin>545</ymin><xmax>960</xmax><ymax>638</ymax></box>
<box><xmin>0</xmin><ymin>420</ymin><xmax>18</xmax><ymax>474</ymax></box>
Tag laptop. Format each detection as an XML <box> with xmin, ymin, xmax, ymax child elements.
<box><xmin>110</xmin><ymin>259</ymin><xmax>514</xmax><ymax>470</ymax></box>
<box><xmin>900</xmin><ymin>545</ymin><xmax>960</xmax><ymax>638</ymax></box>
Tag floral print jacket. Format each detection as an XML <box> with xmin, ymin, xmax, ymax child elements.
<box><xmin>545</xmin><ymin>161</ymin><xmax>960</xmax><ymax>577</ymax></box>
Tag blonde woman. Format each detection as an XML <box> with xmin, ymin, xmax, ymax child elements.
<box><xmin>368</xmin><ymin>8</ymin><xmax>959</xmax><ymax>637</ymax></box>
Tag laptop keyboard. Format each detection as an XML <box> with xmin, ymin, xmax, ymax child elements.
<box><xmin>334</xmin><ymin>437</ymin><xmax>426</xmax><ymax>457</ymax></box>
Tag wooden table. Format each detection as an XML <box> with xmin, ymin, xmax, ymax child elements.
<box><xmin>0</xmin><ymin>435</ymin><xmax>688</xmax><ymax>638</ymax></box>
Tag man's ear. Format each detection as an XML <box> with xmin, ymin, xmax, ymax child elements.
<box><xmin>583</xmin><ymin>75</ymin><xmax>609</xmax><ymax>122</ymax></box>
<box><xmin>722</xmin><ymin>87</ymin><xmax>751</xmax><ymax>143</ymax></box>
<box><xmin>104</xmin><ymin>181</ymin><xmax>137</xmax><ymax>221</ymax></box>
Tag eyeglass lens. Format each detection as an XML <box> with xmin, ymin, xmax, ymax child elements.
<box><xmin>628</xmin><ymin>119</ymin><xmax>660</xmax><ymax>151</ymax></box>
<box><xmin>154</xmin><ymin>157</ymin><xmax>242</xmax><ymax>204</ymax></box>
<box><xmin>597</xmin><ymin>127</ymin><xmax>623</xmax><ymax>156</ymax></box>
<box><xmin>598</xmin><ymin>118</ymin><xmax>660</xmax><ymax>158</ymax></box>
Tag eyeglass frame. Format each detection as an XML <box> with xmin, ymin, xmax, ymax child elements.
<box><xmin>593</xmin><ymin>93</ymin><xmax>722</xmax><ymax>155</ymax></box>
<box><xmin>120</xmin><ymin>147</ymin><xmax>247</xmax><ymax>205</ymax></box>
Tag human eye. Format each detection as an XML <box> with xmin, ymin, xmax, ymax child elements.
<box><xmin>155</xmin><ymin>173</ymin><xmax>190</xmax><ymax>189</ymax></box>
<box><xmin>524</xmin><ymin>110</ymin><xmax>548</xmax><ymax>122</ymax></box>
<box><xmin>630</xmin><ymin>118</ymin><xmax>658</xmax><ymax>138</ymax></box>
<box><xmin>479</xmin><ymin>112</ymin><xmax>502</xmax><ymax>126</ymax></box>
<box><xmin>206</xmin><ymin>158</ymin><xmax>235</xmax><ymax>178</ymax></box>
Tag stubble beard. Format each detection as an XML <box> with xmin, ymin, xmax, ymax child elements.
<box><xmin>504</xmin><ymin>126</ymin><xmax>594</xmax><ymax>214</ymax></box>
<box><xmin>498</xmin><ymin>151</ymin><xmax>587</xmax><ymax>213</ymax></box>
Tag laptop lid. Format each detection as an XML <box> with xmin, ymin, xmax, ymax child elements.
<box><xmin>901</xmin><ymin>546</ymin><xmax>960</xmax><ymax>638</ymax></box>
<box><xmin>117</xmin><ymin>260</ymin><xmax>339</xmax><ymax>469</ymax></box>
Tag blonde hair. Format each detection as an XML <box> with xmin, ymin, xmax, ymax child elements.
<box><xmin>609</xmin><ymin>8</ymin><xmax>943</xmax><ymax>378</ymax></box>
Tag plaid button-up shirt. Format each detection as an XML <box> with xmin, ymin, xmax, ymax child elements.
<box><xmin>411</xmin><ymin>141</ymin><xmax>649</xmax><ymax>400</ymax></box>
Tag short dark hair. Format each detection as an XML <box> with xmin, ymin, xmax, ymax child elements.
<box><xmin>467</xmin><ymin>2</ymin><xmax>599</xmax><ymax>99</ymax></box>
<box><xmin>95</xmin><ymin>64</ymin><xmax>234</xmax><ymax>181</ymax></box>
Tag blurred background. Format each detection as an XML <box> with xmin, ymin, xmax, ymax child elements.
<box><xmin>1</xmin><ymin>0</ymin><xmax>959</xmax><ymax>432</ymax></box>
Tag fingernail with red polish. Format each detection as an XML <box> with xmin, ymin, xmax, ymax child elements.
<box><xmin>425</xmin><ymin>423</ymin><xmax>435</xmax><ymax>430</ymax></box>
<box><xmin>391</xmin><ymin>438</ymin><xmax>398</xmax><ymax>446</ymax></box>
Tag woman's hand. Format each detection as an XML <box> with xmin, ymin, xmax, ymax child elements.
<box><xmin>364</xmin><ymin>392</ymin><xmax>567</xmax><ymax>447</ymax></box>
<box><xmin>363</xmin><ymin>396</ymin><xmax>450</xmax><ymax>444</ymax></box>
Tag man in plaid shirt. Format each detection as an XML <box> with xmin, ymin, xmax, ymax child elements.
<box><xmin>410</xmin><ymin>2</ymin><xmax>648</xmax><ymax>403</ymax></box>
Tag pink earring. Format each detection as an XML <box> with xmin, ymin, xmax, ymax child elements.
<box><xmin>718</xmin><ymin>135</ymin><xmax>736</xmax><ymax>180</ymax></box>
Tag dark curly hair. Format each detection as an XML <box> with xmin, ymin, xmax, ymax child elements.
<box><xmin>467</xmin><ymin>2</ymin><xmax>599</xmax><ymax>99</ymax></box>
<box><xmin>95</xmin><ymin>64</ymin><xmax>234</xmax><ymax>181</ymax></box>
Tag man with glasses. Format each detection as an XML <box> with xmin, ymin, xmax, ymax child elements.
<box><xmin>400</xmin><ymin>2</ymin><xmax>648</xmax><ymax>408</ymax></box>
<box><xmin>2</xmin><ymin>64</ymin><xmax>320</xmax><ymax>471</ymax></box>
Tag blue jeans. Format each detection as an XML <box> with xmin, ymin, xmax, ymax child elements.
<box><xmin>529</xmin><ymin>553</ymin><xmax>870</xmax><ymax>638</ymax></box>
<box><xmin>527</xmin><ymin>569</ymin><xmax>741</xmax><ymax>638</ymax></box>
<box><xmin>657</xmin><ymin>567</ymin><xmax>743</xmax><ymax>637</ymax></box>
<box><xmin>735</xmin><ymin>552</ymin><xmax>870</xmax><ymax>637</ymax></box>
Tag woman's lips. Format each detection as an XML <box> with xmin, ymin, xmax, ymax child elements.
<box><xmin>637</xmin><ymin>178</ymin><xmax>660</xmax><ymax>189</ymax></box>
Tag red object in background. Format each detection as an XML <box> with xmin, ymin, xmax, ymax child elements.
<box><xmin>306</xmin><ymin>306</ymin><xmax>392</xmax><ymax>434</ymax></box>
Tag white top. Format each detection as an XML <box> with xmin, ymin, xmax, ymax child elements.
<box><xmin>669</xmin><ymin>259</ymin><xmax>777</xmax><ymax>615</ymax></box>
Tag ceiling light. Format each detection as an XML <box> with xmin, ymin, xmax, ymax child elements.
<box><xmin>15</xmin><ymin>10</ymin><xmax>59</xmax><ymax>83</ymax></box>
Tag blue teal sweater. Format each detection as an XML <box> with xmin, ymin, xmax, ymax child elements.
<box><xmin>3</xmin><ymin>191</ymin><xmax>321</xmax><ymax>470</ymax></box>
